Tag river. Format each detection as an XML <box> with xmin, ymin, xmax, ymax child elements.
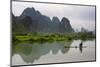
<box><xmin>12</xmin><ymin>40</ymin><xmax>95</xmax><ymax>66</ymax></box>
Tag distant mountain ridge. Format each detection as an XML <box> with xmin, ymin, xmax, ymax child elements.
<box><xmin>12</xmin><ymin>7</ymin><xmax>74</xmax><ymax>34</ymax></box>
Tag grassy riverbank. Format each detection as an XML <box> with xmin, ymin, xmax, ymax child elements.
<box><xmin>12</xmin><ymin>32</ymin><xmax>95</xmax><ymax>44</ymax></box>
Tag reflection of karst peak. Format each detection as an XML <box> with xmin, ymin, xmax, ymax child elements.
<box><xmin>61</xmin><ymin>41</ymin><xmax>73</xmax><ymax>54</ymax></box>
<box><xmin>13</xmin><ymin>41</ymin><xmax>73</xmax><ymax>63</ymax></box>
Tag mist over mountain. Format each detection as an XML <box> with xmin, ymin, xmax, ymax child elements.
<box><xmin>12</xmin><ymin>7</ymin><xmax>74</xmax><ymax>34</ymax></box>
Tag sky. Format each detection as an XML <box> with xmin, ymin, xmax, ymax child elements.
<box><xmin>12</xmin><ymin>1</ymin><xmax>96</xmax><ymax>31</ymax></box>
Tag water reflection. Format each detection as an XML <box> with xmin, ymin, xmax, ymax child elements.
<box><xmin>12</xmin><ymin>40</ymin><xmax>95</xmax><ymax>65</ymax></box>
<box><xmin>79</xmin><ymin>41</ymin><xmax>83</xmax><ymax>53</ymax></box>
<box><xmin>12</xmin><ymin>40</ymin><xmax>73</xmax><ymax>63</ymax></box>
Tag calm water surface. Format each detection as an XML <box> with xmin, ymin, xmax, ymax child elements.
<box><xmin>12</xmin><ymin>40</ymin><xmax>95</xmax><ymax>66</ymax></box>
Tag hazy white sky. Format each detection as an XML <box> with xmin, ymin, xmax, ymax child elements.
<box><xmin>12</xmin><ymin>1</ymin><xmax>96</xmax><ymax>31</ymax></box>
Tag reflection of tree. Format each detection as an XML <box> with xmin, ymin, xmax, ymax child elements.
<box><xmin>13</xmin><ymin>41</ymin><xmax>73</xmax><ymax>64</ymax></box>
<box><xmin>13</xmin><ymin>44</ymin><xmax>33</xmax><ymax>63</ymax></box>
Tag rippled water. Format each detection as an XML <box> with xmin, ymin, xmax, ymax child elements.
<box><xmin>12</xmin><ymin>40</ymin><xmax>95</xmax><ymax>66</ymax></box>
